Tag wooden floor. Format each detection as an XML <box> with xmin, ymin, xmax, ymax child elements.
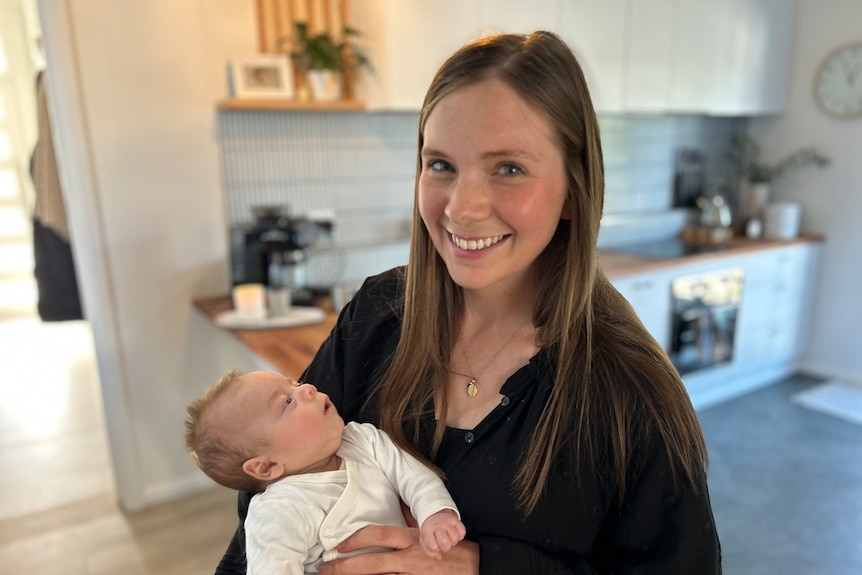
<box><xmin>0</xmin><ymin>317</ymin><xmax>237</xmax><ymax>574</ymax></box>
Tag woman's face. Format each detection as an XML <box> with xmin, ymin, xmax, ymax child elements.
<box><xmin>418</xmin><ymin>78</ymin><xmax>569</xmax><ymax>296</ymax></box>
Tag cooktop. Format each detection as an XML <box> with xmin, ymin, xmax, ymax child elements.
<box><xmin>610</xmin><ymin>239</ymin><xmax>732</xmax><ymax>260</ymax></box>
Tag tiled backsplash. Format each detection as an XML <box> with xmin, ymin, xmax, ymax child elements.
<box><xmin>216</xmin><ymin>110</ymin><xmax>744</xmax><ymax>286</ymax></box>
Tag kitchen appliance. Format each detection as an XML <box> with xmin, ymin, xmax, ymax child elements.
<box><xmin>230</xmin><ymin>205</ymin><xmax>331</xmax><ymax>304</ymax></box>
<box><xmin>672</xmin><ymin>148</ymin><xmax>706</xmax><ymax>208</ymax></box>
<box><xmin>669</xmin><ymin>267</ymin><xmax>744</xmax><ymax>375</ymax></box>
<box><xmin>683</xmin><ymin>179</ymin><xmax>734</xmax><ymax>244</ymax></box>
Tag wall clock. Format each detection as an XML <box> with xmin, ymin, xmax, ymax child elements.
<box><xmin>814</xmin><ymin>41</ymin><xmax>862</xmax><ymax>119</ymax></box>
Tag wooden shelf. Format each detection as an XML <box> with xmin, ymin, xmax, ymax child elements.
<box><xmin>216</xmin><ymin>98</ymin><xmax>365</xmax><ymax>112</ymax></box>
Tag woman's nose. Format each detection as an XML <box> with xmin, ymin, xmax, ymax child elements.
<box><xmin>444</xmin><ymin>174</ymin><xmax>491</xmax><ymax>224</ymax></box>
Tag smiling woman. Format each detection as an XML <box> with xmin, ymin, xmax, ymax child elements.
<box><xmin>216</xmin><ymin>30</ymin><xmax>721</xmax><ymax>575</ymax></box>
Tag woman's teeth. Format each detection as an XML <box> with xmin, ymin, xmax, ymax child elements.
<box><xmin>451</xmin><ymin>234</ymin><xmax>504</xmax><ymax>251</ymax></box>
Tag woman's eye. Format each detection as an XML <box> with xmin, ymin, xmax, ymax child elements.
<box><xmin>498</xmin><ymin>164</ymin><xmax>524</xmax><ymax>176</ymax></box>
<box><xmin>427</xmin><ymin>159</ymin><xmax>453</xmax><ymax>173</ymax></box>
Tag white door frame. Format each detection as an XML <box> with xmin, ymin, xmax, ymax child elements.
<box><xmin>36</xmin><ymin>0</ymin><xmax>144</xmax><ymax>510</ymax></box>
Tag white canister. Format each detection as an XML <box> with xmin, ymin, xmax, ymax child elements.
<box><xmin>763</xmin><ymin>202</ymin><xmax>802</xmax><ymax>240</ymax></box>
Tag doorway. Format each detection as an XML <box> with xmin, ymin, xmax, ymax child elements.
<box><xmin>0</xmin><ymin>1</ymin><xmax>38</xmax><ymax>319</ymax></box>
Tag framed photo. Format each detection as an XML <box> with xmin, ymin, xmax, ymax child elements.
<box><xmin>229</xmin><ymin>55</ymin><xmax>294</xmax><ymax>99</ymax></box>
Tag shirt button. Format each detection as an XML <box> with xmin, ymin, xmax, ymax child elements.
<box><xmin>488</xmin><ymin>455</ymin><xmax>496</xmax><ymax>465</ymax></box>
<box><xmin>500</xmin><ymin>396</ymin><xmax>510</xmax><ymax>406</ymax></box>
<box><xmin>464</xmin><ymin>432</ymin><xmax>474</xmax><ymax>443</ymax></box>
<box><xmin>324</xmin><ymin>527</ymin><xmax>333</xmax><ymax>536</ymax></box>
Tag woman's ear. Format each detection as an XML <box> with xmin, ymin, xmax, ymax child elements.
<box><xmin>243</xmin><ymin>456</ymin><xmax>280</xmax><ymax>481</ymax></box>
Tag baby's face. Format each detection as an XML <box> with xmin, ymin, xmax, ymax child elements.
<box><xmin>236</xmin><ymin>372</ymin><xmax>344</xmax><ymax>475</ymax></box>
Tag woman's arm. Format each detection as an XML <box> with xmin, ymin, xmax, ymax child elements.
<box><xmin>596</xmin><ymin>440</ymin><xmax>722</xmax><ymax>574</ymax></box>
<box><xmin>214</xmin><ymin>490</ymin><xmax>252</xmax><ymax>575</ymax></box>
<box><xmin>320</xmin><ymin>526</ymin><xmax>479</xmax><ymax>575</ymax></box>
<box><xmin>320</xmin><ymin>527</ymin><xmax>603</xmax><ymax>575</ymax></box>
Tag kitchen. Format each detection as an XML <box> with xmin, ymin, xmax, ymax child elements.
<box><xmin>2</xmin><ymin>0</ymin><xmax>861</xmax><ymax>573</ymax></box>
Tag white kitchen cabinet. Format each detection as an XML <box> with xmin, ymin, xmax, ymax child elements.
<box><xmin>666</xmin><ymin>1</ymin><xmax>726</xmax><ymax>112</ymax></box>
<box><xmin>666</xmin><ymin>0</ymin><xmax>797</xmax><ymax>114</ymax></box>
<box><xmin>349</xmin><ymin>0</ymin><xmax>482</xmax><ymax>110</ymax></box>
<box><xmin>734</xmin><ymin>243</ymin><xmax>819</xmax><ymax>368</ymax></box>
<box><xmin>623</xmin><ymin>0</ymin><xmax>676</xmax><ymax>112</ymax></box>
<box><xmin>480</xmin><ymin>0</ymin><xmax>559</xmax><ymax>37</ymax></box>
<box><xmin>351</xmin><ymin>0</ymin><xmax>795</xmax><ymax>115</ymax></box>
<box><xmin>669</xmin><ymin>0</ymin><xmax>795</xmax><ymax>115</ymax></box>
<box><xmin>631</xmin><ymin>0</ymin><xmax>796</xmax><ymax>114</ymax></box>
<box><xmin>708</xmin><ymin>0</ymin><xmax>796</xmax><ymax>115</ymax></box>
<box><xmin>611</xmin><ymin>270</ymin><xmax>674</xmax><ymax>349</ymax></box>
<box><xmin>557</xmin><ymin>0</ymin><xmax>628</xmax><ymax>113</ymax></box>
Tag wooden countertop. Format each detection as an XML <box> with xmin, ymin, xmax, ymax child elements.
<box><xmin>196</xmin><ymin>235</ymin><xmax>823</xmax><ymax>376</ymax></box>
<box><xmin>193</xmin><ymin>296</ymin><xmax>338</xmax><ymax>378</ymax></box>
<box><xmin>599</xmin><ymin>235</ymin><xmax>823</xmax><ymax>278</ymax></box>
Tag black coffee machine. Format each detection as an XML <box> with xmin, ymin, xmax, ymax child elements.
<box><xmin>230</xmin><ymin>205</ymin><xmax>328</xmax><ymax>304</ymax></box>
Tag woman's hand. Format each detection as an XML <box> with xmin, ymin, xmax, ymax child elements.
<box><xmin>319</xmin><ymin>525</ymin><xmax>479</xmax><ymax>575</ymax></box>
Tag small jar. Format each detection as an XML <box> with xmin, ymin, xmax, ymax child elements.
<box><xmin>745</xmin><ymin>217</ymin><xmax>763</xmax><ymax>239</ymax></box>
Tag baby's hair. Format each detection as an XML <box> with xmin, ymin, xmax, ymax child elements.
<box><xmin>185</xmin><ymin>369</ymin><xmax>266</xmax><ymax>492</ymax></box>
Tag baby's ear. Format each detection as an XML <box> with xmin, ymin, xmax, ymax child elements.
<box><xmin>243</xmin><ymin>456</ymin><xmax>279</xmax><ymax>481</ymax></box>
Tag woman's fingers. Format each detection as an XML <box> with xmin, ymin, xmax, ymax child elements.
<box><xmin>336</xmin><ymin>525</ymin><xmax>418</xmax><ymax>554</ymax></box>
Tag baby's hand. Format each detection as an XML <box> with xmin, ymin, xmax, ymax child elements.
<box><xmin>418</xmin><ymin>509</ymin><xmax>466</xmax><ymax>558</ymax></box>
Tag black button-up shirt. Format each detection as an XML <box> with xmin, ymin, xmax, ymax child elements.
<box><xmin>216</xmin><ymin>268</ymin><xmax>721</xmax><ymax>574</ymax></box>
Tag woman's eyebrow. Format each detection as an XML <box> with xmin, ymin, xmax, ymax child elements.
<box><xmin>481</xmin><ymin>149</ymin><xmax>537</xmax><ymax>161</ymax></box>
<box><xmin>421</xmin><ymin>147</ymin><xmax>537</xmax><ymax>161</ymax></box>
<box><xmin>420</xmin><ymin>147</ymin><xmax>449</xmax><ymax>158</ymax></box>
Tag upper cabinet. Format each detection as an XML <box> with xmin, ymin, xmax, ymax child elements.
<box><xmin>663</xmin><ymin>0</ymin><xmax>796</xmax><ymax>115</ymax></box>
<box><xmin>350</xmin><ymin>0</ymin><xmax>796</xmax><ymax>116</ymax></box>
<box><xmin>557</xmin><ymin>0</ymin><xmax>629</xmax><ymax>113</ymax></box>
<box><xmin>349</xmin><ymin>0</ymin><xmax>482</xmax><ymax>110</ymax></box>
<box><xmin>614</xmin><ymin>0</ymin><xmax>797</xmax><ymax>115</ymax></box>
<box><xmin>708</xmin><ymin>0</ymin><xmax>796</xmax><ymax>115</ymax></box>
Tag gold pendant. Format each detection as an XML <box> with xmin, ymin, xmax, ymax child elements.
<box><xmin>466</xmin><ymin>378</ymin><xmax>478</xmax><ymax>398</ymax></box>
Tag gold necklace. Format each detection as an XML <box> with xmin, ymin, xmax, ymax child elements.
<box><xmin>450</xmin><ymin>322</ymin><xmax>528</xmax><ymax>398</ymax></box>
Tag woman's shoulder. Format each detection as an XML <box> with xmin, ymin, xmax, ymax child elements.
<box><xmin>339</xmin><ymin>267</ymin><xmax>405</xmax><ymax>327</ymax></box>
<box><xmin>355</xmin><ymin>267</ymin><xmax>405</xmax><ymax>303</ymax></box>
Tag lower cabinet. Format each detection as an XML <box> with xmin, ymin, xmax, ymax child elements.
<box><xmin>609</xmin><ymin>241</ymin><xmax>821</xmax><ymax>409</ymax></box>
<box><xmin>611</xmin><ymin>270</ymin><xmax>673</xmax><ymax>349</ymax></box>
<box><xmin>734</xmin><ymin>243</ymin><xmax>820</xmax><ymax>368</ymax></box>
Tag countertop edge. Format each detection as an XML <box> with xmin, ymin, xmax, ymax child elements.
<box><xmin>600</xmin><ymin>235</ymin><xmax>824</xmax><ymax>279</ymax></box>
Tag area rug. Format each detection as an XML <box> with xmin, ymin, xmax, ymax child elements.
<box><xmin>791</xmin><ymin>380</ymin><xmax>862</xmax><ymax>426</ymax></box>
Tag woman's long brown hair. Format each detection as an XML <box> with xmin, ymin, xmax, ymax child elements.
<box><xmin>376</xmin><ymin>31</ymin><xmax>707</xmax><ymax>516</ymax></box>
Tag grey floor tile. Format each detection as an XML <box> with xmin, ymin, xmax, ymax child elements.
<box><xmin>699</xmin><ymin>374</ymin><xmax>862</xmax><ymax>575</ymax></box>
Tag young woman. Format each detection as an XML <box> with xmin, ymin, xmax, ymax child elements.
<box><xmin>216</xmin><ymin>30</ymin><xmax>721</xmax><ymax>575</ymax></box>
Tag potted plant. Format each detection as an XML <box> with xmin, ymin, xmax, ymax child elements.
<box><xmin>281</xmin><ymin>22</ymin><xmax>372</xmax><ymax>102</ymax></box>
<box><xmin>725</xmin><ymin>134</ymin><xmax>830</xmax><ymax>221</ymax></box>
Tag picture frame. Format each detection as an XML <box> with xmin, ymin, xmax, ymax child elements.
<box><xmin>229</xmin><ymin>55</ymin><xmax>295</xmax><ymax>99</ymax></box>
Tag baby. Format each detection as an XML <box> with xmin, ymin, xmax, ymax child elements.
<box><xmin>185</xmin><ymin>369</ymin><xmax>465</xmax><ymax>574</ymax></box>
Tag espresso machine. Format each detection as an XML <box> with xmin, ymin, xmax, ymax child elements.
<box><xmin>230</xmin><ymin>205</ymin><xmax>330</xmax><ymax>305</ymax></box>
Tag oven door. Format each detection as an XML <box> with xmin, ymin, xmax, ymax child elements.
<box><xmin>669</xmin><ymin>267</ymin><xmax>744</xmax><ymax>375</ymax></box>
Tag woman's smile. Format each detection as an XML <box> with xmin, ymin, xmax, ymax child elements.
<box><xmin>449</xmin><ymin>232</ymin><xmax>507</xmax><ymax>252</ymax></box>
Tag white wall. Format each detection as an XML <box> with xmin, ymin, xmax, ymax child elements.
<box><xmin>749</xmin><ymin>0</ymin><xmax>862</xmax><ymax>385</ymax></box>
<box><xmin>38</xmin><ymin>0</ymin><xmax>268</xmax><ymax>510</ymax></box>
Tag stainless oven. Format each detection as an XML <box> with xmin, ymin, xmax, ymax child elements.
<box><xmin>669</xmin><ymin>267</ymin><xmax>744</xmax><ymax>375</ymax></box>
